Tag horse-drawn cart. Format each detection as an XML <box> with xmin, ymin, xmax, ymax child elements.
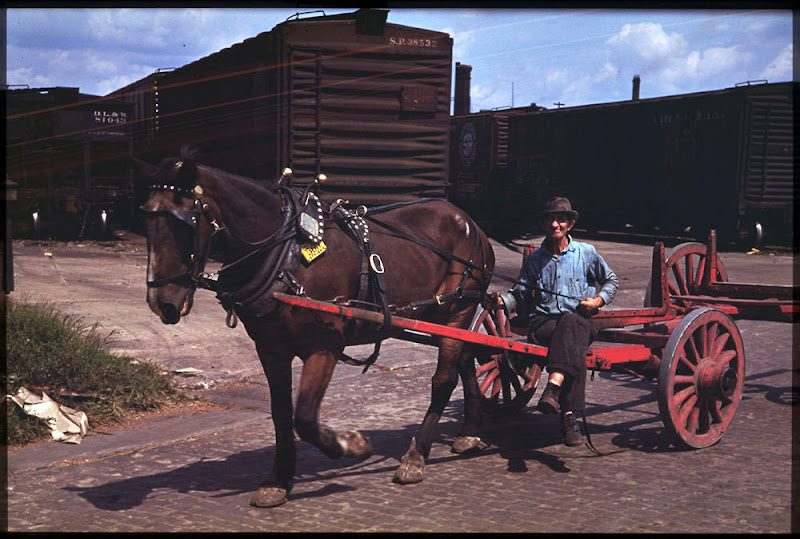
<box><xmin>272</xmin><ymin>230</ymin><xmax>798</xmax><ymax>451</ymax></box>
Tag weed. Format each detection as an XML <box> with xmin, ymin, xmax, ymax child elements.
<box><xmin>4</xmin><ymin>299</ymin><xmax>174</xmax><ymax>446</ymax></box>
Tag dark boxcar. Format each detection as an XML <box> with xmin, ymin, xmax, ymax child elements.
<box><xmin>112</xmin><ymin>9</ymin><xmax>452</xmax><ymax>205</ymax></box>
<box><xmin>449</xmin><ymin>111</ymin><xmax>510</xmax><ymax>235</ymax></box>
<box><xmin>506</xmin><ymin>81</ymin><xmax>795</xmax><ymax>245</ymax></box>
<box><xmin>5</xmin><ymin>87</ymin><xmax>134</xmax><ymax>238</ymax></box>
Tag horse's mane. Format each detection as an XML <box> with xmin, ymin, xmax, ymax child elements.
<box><xmin>158</xmin><ymin>146</ymin><xmax>279</xmax><ymax>199</ymax></box>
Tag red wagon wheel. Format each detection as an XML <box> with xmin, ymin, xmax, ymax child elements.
<box><xmin>657</xmin><ymin>307</ymin><xmax>745</xmax><ymax>449</ymax></box>
<box><xmin>645</xmin><ymin>241</ymin><xmax>729</xmax><ymax>312</ymax></box>
<box><xmin>469</xmin><ymin>305</ymin><xmax>542</xmax><ymax>413</ymax></box>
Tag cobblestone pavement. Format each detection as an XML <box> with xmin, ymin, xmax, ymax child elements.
<box><xmin>6</xmin><ymin>232</ymin><xmax>798</xmax><ymax>532</ymax></box>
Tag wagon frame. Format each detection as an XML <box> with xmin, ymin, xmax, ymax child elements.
<box><xmin>271</xmin><ymin>229</ymin><xmax>797</xmax><ymax>450</ymax></box>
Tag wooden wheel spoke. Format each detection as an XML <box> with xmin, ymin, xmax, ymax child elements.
<box><xmin>709</xmin><ymin>399</ymin><xmax>723</xmax><ymax>424</ymax></box>
<box><xmin>491</xmin><ymin>376</ymin><xmax>502</xmax><ymax>399</ymax></box>
<box><xmin>705</xmin><ymin>322</ymin><xmax>718</xmax><ymax>355</ymax></box>
<box><xmin>696</xmin><ymin>323</ymin><xmax>708</xmax><ymax>357</ymax></box>
<box><xmin>715</xmin><ymin>349</ymin><xmax>737</xmax><ymax>365</ymax></box>
<box><xmin>686</xmin><ymin>334</ymin><xmax>702</xmax><ymax>364</ymax></box>
<box><xmin>678</xmin><ymin>352</ymin><xmax>697</xmax><ymax>373</ymax></box>
<box><xmin>479</xmin><ymin>368</ymin><xmax>499</xmax><ymax>394</ymax></box>
<box><xmin>685</xmin><ymin>403</ymin><xmax>700</xmax><ymax>434</ymax></box>
<box><xmin>694</xmin><ymin>256</ymin><xmax>705</xmax><ymax>289</ymax></box>
<box><xmin>476</xmin><ymin>359</ymin><xmax>497</xmax><ymax>376</ymax></box>
<box><xmin>678</xmin><ymin>393</ymin><xmax>698</xmax><ymax>425</ymax></box>
<box><xmin>672</xmin><ymin>263</ymin><xmax>689</xmax><ymax>295</ymax></box>
<box><xmin>697</xmin><ymin>399</ymin><xmax>710</xmax><ymax>433</ymax></box>
<box><xmin>672</xmin><ymin>384</ymin><xmax>696</xmax><ymax>409</ymax></box>
<box><xmin>674</xmin><ymin>375</ymin><xmax>695</xmax><ymax>385</ymax></box>
<box><xmin>483</xmin><ymin>315</ymin><xmax>499</xmax><ymax>337</ymax></box>
<box><xmin>711</xmin><ymin>331</ymin><xmax>731</xmax><ymax>357</ymax></box>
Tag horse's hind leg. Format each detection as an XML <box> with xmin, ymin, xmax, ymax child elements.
<box><xmin>251</xmin><ymin>347</ymin><xmax>296</xmax><ymax>508</ymax></box>
<box><xmin>393</xmin><ymin>336</ymin><xmax>463</xmax><ymax>484</ymax></box>
<box><xmin>294</xmin><ymin>349</ymin><xmax>373</xmax><ymax>461</ymax></box>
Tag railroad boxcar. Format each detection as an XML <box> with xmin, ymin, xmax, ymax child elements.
<box><xmin>5</xmin><ymin>86</ymin><xmax>134</xmax><ymax>238</ymax></box>
<box><xmin>504</xmin><ymin>81</ymin><xmax>795</xmax><ymax>246</ymax></box>
<box><xmin>111</xmin><ymin>9</ymin><xmax>453</xmax><ymax>206</ymax></box>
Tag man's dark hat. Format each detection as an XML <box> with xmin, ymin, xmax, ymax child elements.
<box><xmin>539</xmin><ymin>196</ymin><xmax>578</xmax><ymax>220</ymax></box>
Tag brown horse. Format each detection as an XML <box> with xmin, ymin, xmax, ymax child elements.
<box><xmin>136</xmin><ymin>151</ymin><xmax>495</xmax><ymax>507</ymax></box>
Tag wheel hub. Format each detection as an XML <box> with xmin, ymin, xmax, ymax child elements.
<box><xmin>696</xmin><ymin>358</ymin><xmax>737</xmax><ymax>399</ymax></box>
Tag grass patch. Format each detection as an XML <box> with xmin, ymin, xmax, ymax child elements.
<box><xmin>4</xmin><ymin>298</ymin><xmax>175</xmax><ymax>446</ymax></box>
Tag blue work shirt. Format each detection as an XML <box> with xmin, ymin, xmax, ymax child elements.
<box><xmin>507</xmin><ymin>235</ymin><xmax>618</xmax><ymax>318</ymax></box>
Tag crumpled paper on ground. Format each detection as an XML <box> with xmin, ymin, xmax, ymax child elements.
<box><xmin>7</xmin><ymin>387</ymin><xmax>89</xmax><ymax>444</ymax></box>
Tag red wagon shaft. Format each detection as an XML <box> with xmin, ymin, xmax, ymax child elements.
<box><xmin>271</xmin><ymin>291</ymin><xmax>549</xmax><ymax>357</ymax></box>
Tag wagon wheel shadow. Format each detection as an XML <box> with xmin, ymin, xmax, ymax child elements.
<box><xmin>470</xmin><ymin>372</ymin><xmax>698</xmax><ymax>475</ymax></box>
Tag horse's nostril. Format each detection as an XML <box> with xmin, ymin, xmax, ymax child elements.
<box><xmin>159</xmin><ymin>302</ymin><xmax>180</xmax><ymax>324</ymax></box>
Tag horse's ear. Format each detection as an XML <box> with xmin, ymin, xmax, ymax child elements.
<box><xmin>130</xmin><ymin>156</ymin><xmax>159</xmax><ymax>183</ymax></box>
<box><xmin>131</xmin><ymin>156</ymin><xmax>159</xmax><ymax>180</ymax></box>
<box><xmin>173</xmin><ymin>158</ymin><xmax>198</xmax><ymax>188</ymax></box>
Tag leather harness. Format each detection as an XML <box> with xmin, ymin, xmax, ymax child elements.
<box><xmin>142</xmin><ymin>180</ymin><xmax>491</xmax><ymax>367</ymax></box>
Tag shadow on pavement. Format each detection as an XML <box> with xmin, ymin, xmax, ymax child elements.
<box><xmin>64</xmin><ymin>389</ymin><xmax>692</xmax><ymax>511</ymax></box>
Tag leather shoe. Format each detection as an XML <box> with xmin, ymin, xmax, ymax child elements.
<box><xmin>561</xmin><ymin>411</ymin><xmax>584</xmax><ymax>447</ymax></box>
<box><xmin>537</xmin><ymin>382</ymin><xmax>561</xmax><ymax>414</ymax></box>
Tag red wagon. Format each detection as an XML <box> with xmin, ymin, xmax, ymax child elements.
<box><xmin>272</xmin><ymin>230</ymin><xmax>798</xmax><ymax>450</ymax></box>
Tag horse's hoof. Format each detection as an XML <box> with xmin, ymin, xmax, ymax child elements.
<box><xmin>337</xmin><ymin>430</ymin><xmax>373</xmax><ymax>460</ymax></box>
<box><xmin>392</xmin><ymin>438</ymin><xmax>425</xmax><ymax>484</ymax></box>
<box><xmin>451</xmin><ymin>435</ymin><xmax>484</xmax><ymax>454</ymax></box>
<box><xmin>250</xmin><ymin>486</ymin><xmax>288</xmax><ymax>508</ymax></box>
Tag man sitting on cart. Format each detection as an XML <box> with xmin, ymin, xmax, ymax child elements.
<box><xmin>499</xmin><ymin>196</ymin><xmax>618</xmax><ymax>447</ymax></box>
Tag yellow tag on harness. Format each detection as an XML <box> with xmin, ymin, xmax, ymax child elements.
<box><xmin>301</xmin><ymin>241</ymin><xmax>327</xmax><ymax>263</ymax></box>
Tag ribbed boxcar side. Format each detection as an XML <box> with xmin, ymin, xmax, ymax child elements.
<box><xmin>275</xmin><ymin>16</ymin><xmax>452</xmax><ymax>203</ymax></box>
<box><xmin>115</xmin><ymin>10</ymin><xmax>452</xmax><ymax>206</ymax></box>
<box><xmin>506</xmin><ymin>83</ymin><xmax>794</xmax><ymax>244</ymax></box>
<box><xmin>735</xmin><ymin>82</ymin><xmax>794</xmax><ymax>244</ymax></box>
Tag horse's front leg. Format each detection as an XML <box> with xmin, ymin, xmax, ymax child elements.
<box><xmin>250</xmin><ymin>346</ymin><xmax>296</xmax><ymax>508</ymax></box>
<box><xmin>294</xmin><ymin>348</ymin><xmax>373</xmax><ymax>461</ymax></box>
<box><xmin>452</xmin><ymin>346</ymin><xmax>485</xmax><ymax>454</ymax></box>
<box><xmin>393</xmin><ymin>336</ymin><xmax>463</xmax><ymax>484</ymax></box>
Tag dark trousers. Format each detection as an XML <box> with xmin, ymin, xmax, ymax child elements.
<box><xmin>528</xmin><ymin>313</ymin><xmax>597</xmax><ymax>412</ymax></box>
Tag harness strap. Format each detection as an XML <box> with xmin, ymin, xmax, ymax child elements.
<box><xmin>364</xmin><ymin>213</ymin><xmax>583</xmax><ymax>301</ymax></box>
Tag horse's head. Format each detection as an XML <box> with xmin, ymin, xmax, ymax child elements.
<box><xmin>135</xmin><ymin>153</ymin><xmax>215</xmax><ymax>324</ymax></box>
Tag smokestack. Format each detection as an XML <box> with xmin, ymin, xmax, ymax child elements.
<box><xmin>454</xmin><ymin>62</ymin><xmax>472</xmax><ymax>116</ymax></box>
<box><xmin>632</xmin><ymin>74</ymin><xmax>641</xmax><ymax>101</ymax></box>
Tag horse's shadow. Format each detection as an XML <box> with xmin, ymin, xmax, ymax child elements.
<box><xmin>66</xmin><ymin>377</ymin><xmax>686</xmax><ymax>511</ymax></box>
<box><xmin>65</xmin><ymin>417</ymin><xmax>464</xmax><ymax>511</ymax></box>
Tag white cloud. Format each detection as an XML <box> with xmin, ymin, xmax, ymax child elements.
<box><xmin>658</xmin><ymin>45</ymin><xmax>754</xmax><ymax>91</ymax></box>
<box><xmin>759</xmin><ymin>43</ymin><xmax>792</xmax><ymax>82</ymax></box>
<box><xmin>606</xmin><ymin>22</ymin><xmax>687</xmax><ymax>63</ymax></box>
<box><xmin>558</xmin><ymin>62</ymin><xmax>620</xmax><ymax>105</ymax></box>
<box><xmin>469</xmin><ymin>82</ymin><xmax>498</xmax><ymax>110</ymax></box>
<box><xmin>7</xmin><ymin>66</ymin><xmax>52</xmax><ymax>89</ymax></box>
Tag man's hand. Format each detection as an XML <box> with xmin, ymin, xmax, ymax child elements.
<box><xmin>577</xmin><ymin>296</ymin><xmax>604</xmax><ymax>315</ymax></box>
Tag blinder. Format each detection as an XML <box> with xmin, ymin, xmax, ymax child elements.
<box><xmin>138</xmin><ymin>207</ymin><xmax>200</xmax><ymax>230</ymax></box>
<box><xmin>140</xmin><ymin>185</ymin><xmax>216</xmax><ymax>291</ymax></box>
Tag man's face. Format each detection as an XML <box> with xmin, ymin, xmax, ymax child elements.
<box><xmin>540</xmin><ymin>213</ymin><xmax>575</xmax><ymax>242</ymax></box>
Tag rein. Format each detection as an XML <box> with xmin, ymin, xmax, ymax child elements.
<box><xmin>359</xmin><ymin>203</ymin><xmax>584</xmax><ymax>302</ymax></box>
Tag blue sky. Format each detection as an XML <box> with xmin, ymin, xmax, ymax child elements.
<box><xmin>5</xmin><ymin>7</ymin><xmax>793</xmax><ymax>111</ymax></box>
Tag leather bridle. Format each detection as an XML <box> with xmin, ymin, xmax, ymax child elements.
<box><xmin>140</xmin><ymin>184</ymin><xmax>221</xmax><ymax>291</ymax></box>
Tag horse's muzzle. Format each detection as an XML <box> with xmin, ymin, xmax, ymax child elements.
<box><xmin>150</xmin><ymin>289</ymin><xmax>194</xmax><ymax>324</ymax></box>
